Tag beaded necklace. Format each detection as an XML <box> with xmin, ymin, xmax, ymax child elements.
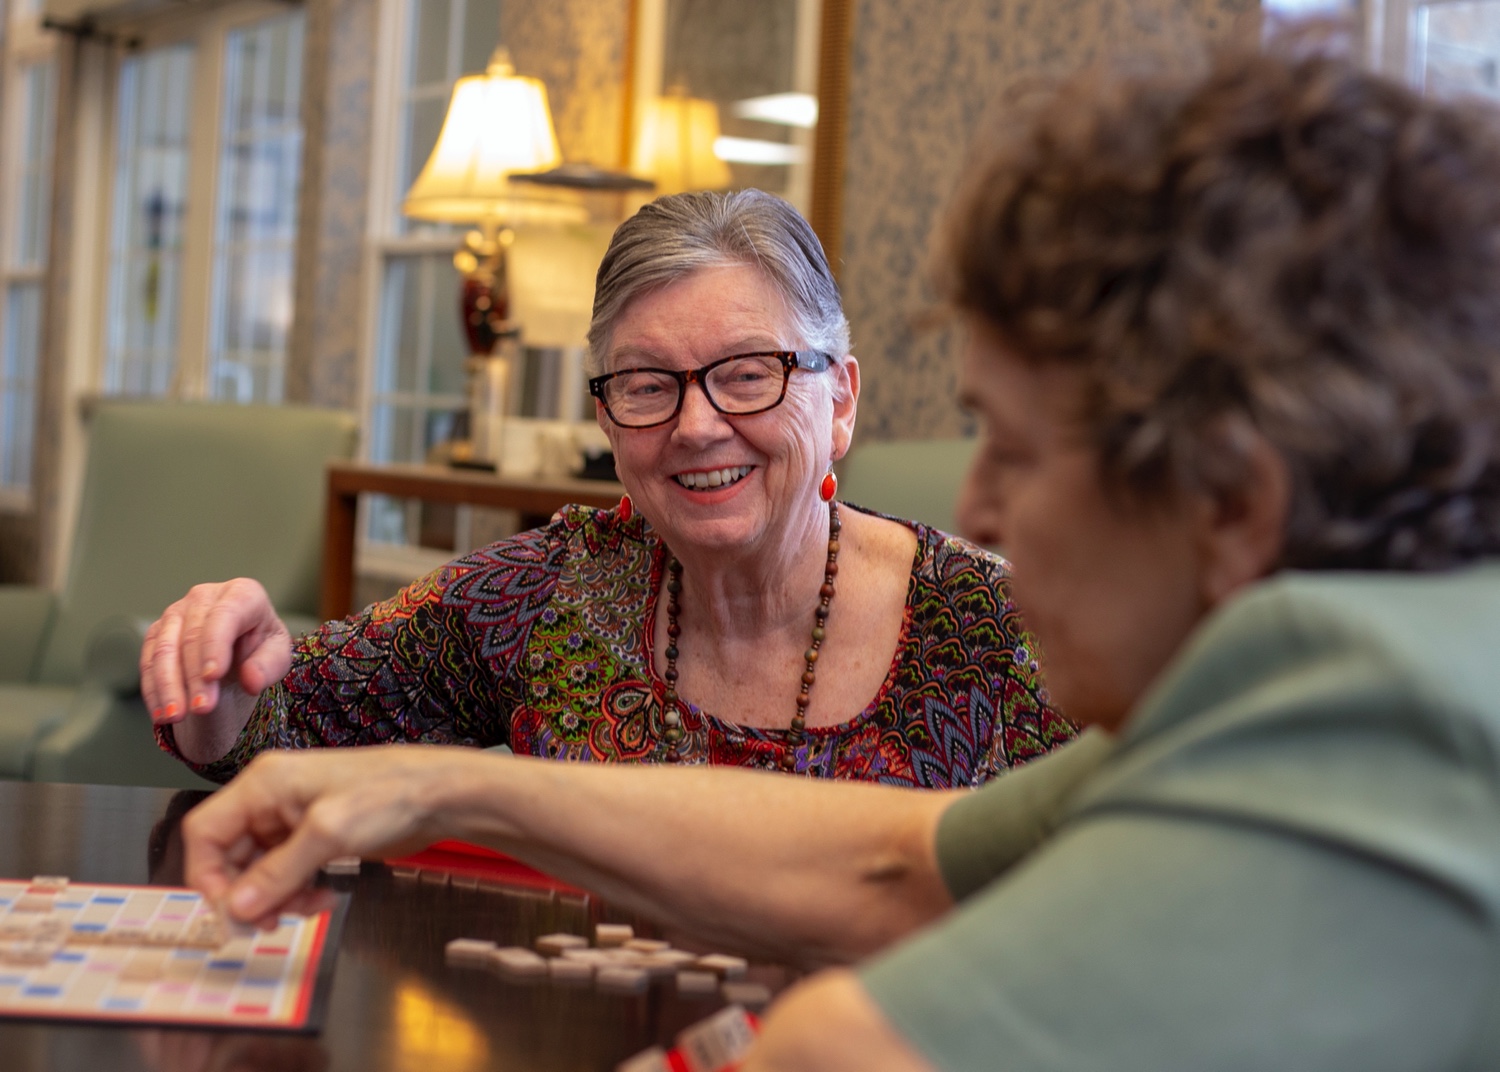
<box><xmin>661</xmin><ymin>502</ymin><xmax>842</xmax><ymax>771</ymax></box>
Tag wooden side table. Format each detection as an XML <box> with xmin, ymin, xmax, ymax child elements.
<box><xmin>321</xmin><ymin>461</ymin><xmax>625</xmax><ymax>619</ymax></box>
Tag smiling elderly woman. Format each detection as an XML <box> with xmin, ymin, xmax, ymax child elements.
<box><xmin>141</xmin><ymin>189</ymin><xmax>1072</xmax><ymax>785</ymax></box>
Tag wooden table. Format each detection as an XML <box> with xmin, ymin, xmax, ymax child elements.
<box><xmin>321</xmin><ymin>462</ymin><xmax>626</xmax><ymax>619</ymax></box>
<box><xmin>0</xmin><ymin>780</ymin><xmax>792</xmax><ymax>1071</ymax></box>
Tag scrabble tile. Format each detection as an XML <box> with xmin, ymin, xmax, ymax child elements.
<box><xmin>0</xmin><ymin>919</ymin><xmax>37</xmax><ymax>940</ymax></box>
<box><xmin>561</xmin><ymin>953</ymin><xmax>612</xmax><ymax>971</ymax></box>
<box><xmin>147</xmin><ymin>921</ymin><xmax>187</xmax><ymax>947</ymax></box>
<box><xmin>535</xmin><ymin>932</ymin><xmax>588</xmax><ymax>956</ymax></box>
<box><xmin>22</xmin><ymin>917</ymin><xmax>64</xmax><ymax>942</ymax></box>
<box><xmin>595</xmin><ymin>923</ymin><xmax>634</xmax><ymax>947</ymax></box>
<box><xmin>182</xmin><ymin>918</ymin><xmax>226</xmax><ymax>950</ymax></box>
<box><xmin>675</xmin><ymin>970</ymin><xmax>719</xmax><ymax>997</ymax></box>
<box><xmin>623</xmin><ymin>938</ymin><xmax>670</xmax><ymax>954</ymax></box>
<box><xmin>322</xmin><ymin>856</ymin><xmax>361</xmax><ymax>876</ymax></box>
<box><xmin>450</xmin><ymin>874</ymin><xmax>480</xmax><ymax>891</ymax></box>
<box><xmin>560</xmin><ymin>948</ymin><xmax>616</xmax><ymax>965</ymax></box>
<box><xmin>595</xmin><ymin>966</ymin><xmax>649</xmax><ymax>994</ymax></box>
<box><xmin>391</xmin><ymin>866</ymin><xmax>421</xmax><ymax>881</ymax></box>
<box><xmin>645</xmin><ymin>949</ymin><xmax>696</xmax><ymax>969</ymax></box>
<box><xmin>637</xmin><ymin>954</ymin><xmax>682</xmax><ymax>979</ymax></box>
<box><xmin>0</xmin><ymin>940</ymin><xmax>57</xmax><ymax>966</ymax></box>
<box><xmin>419</xmin><ymin>871</ymin><xmax>451</xmax><ymax>887</ymax></box>
<box><xmin>181</xmin><ymin>911</ymin><xmax>252</xmax><ymax>951</ymax></box>
<box><xmin>600</xmin><ymin>948</ymin><xmax>648</xmax><ymax>967</ymax></box>
<box><xmin>444</xmin><ymin>938</ymin><xmax>497</xmax><ymax>967</ymax></box>
<box><xmin>105</xmin><ymin>926</ymin><xmax>149</xmax><ymax>947</ymax></box>
<box><xmin>488</xmin><ymin>946</ymin><xmax>547</xmax><ymax>978</ymax></box>
<box><xmin>11</xmin><ymin>895</ymin><xmax>54</xmax><ymax>914</ymax></box>
<box><xmin>720</xmin><ymin>981</ymin><xmax>772</xmax><ymax>1011</ymax></box>
<box><xmin>547</xmin><ymin>957</ymin><xmax>594</xmax><ymax>984</ymax></box>
<box><xmin>29</xmin><ymin>877</ymin><xmax>68</xmax><ymax>892</ymax></box>
<box><xmin>693</xmin><ymin>954</ymin><xmax>748</xmax><ymax>980</ymax></box>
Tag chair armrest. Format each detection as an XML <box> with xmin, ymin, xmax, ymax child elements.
<box><xmin>0</xmin><ymin>586</ymin><xmax>58</xmax><ymax>683</ymax></box>
<box><xmin>83</xmin><ymin>615</ymin><xmax>151</xmax><ymax>697</ymax></box>
<box><xmin>82</xmin><ymin>610</ymin><xmax>327</xmax><ymax>698</ymax></box>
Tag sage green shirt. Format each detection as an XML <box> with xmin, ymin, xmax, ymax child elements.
<box><xmin>861</xmin><ymin>564</ymin><xmax>1500</xmax><ymax>1071</ymax></box>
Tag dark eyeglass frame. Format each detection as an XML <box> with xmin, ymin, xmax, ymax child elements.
<box><xmin>589</xmin><ymin>350</ymin><xmax>833</xmax><ymax>429</ymax></box>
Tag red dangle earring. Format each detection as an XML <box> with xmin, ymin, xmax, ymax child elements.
<box><xmin>819</xmin><ymin>469</ymin><xmax>838</xmax><ymax>503</ymax></box>
<box><xmin>619</xmin><ymin>494</ymin><xmax>633</xmax><ymax>522</ymax></box>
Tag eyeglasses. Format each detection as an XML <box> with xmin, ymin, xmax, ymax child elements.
<box><xmin>589</xmin><ymin>350</ymin><xmax>832</xmax><ymax>429</ymax></box>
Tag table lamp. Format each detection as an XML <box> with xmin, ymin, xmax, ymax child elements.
<box><xmin>631</xmin><ymin>86</ymin><xmax>732</xmax><ymax>195</ymax></box>
<box><xmin>402</xmin><ymin>48</ymin><xmax>563</xmax><ymax>469</ymax></box>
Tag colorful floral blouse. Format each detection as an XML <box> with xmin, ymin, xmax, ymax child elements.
<box><xmin>164</xmin><ymin>504</ymin><xmax>1073</xmax><ymax>788</ymax></box>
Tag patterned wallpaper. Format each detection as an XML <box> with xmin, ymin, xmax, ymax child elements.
<box><xmin>840</xmin><ymin>0</ymin><xmax>1259</xmax><ymax>441</ymax></box>
<box><xmin>290</xmin><ymin>0</ymin><xmax>379</xmax><ymax>409</ymax></box>
<box><xmin>500</xmin><ymin>0</ymin><xmax>632</xmax><ymax>169</ymax></box>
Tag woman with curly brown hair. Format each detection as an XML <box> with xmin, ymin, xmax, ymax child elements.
<box><xmin>176</xmin><ymin>31</ymin><xmax>1500</xmax><ymax>1072</ymax></box>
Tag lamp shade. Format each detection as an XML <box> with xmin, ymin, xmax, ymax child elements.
<box><xmin>402</xmin><ymin>52</ymin><xmax>563</xmax><ymax>222</ymax></box>
<box><xmin>631</xmin><ymin>91</ymin><xmax>732</xmax><ymax>196</ymax></box>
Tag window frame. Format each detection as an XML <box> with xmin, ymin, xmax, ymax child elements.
<box><xmin>86</xmin><ymin>0</ymin><xmax>301</xmax><ymax>404</ymax></box>
<box><xmin>0</xmin><ymin>0</ymin><xmax>58</xmax><ymax>509</ymax></box>
<box><xmin>357</xmin><ymin>0</ymin><xmax>501</xmax><ymax>567</ymax></box>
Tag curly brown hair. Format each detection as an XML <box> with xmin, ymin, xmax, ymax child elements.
<box><xmin>940</xmin><ymin>32</ymin><xmax>1500</xmax><ymax>570</ymax></box>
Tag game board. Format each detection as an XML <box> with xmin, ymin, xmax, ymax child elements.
<box><xmin>0</xmin><ymin>877</ymin><xmax>343</xmax><ymax>1031</ymax></box>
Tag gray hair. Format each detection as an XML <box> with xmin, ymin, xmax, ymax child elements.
<box><xmin>586</xmin><ymin>189</ymin><xmax>851</xmax><ymax>376</ymax></box>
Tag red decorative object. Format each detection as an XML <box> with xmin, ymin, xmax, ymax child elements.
<box><xmin>460</xmin><ymin>271</ymin><xmax>511</xmax><ymax>356</ymax></box>
<box><xmin>619</xmin><ymin>493</ymin><xmax>633</xmax><ymax>522</ymax></box>
<box><xmin>819</xmin><ymin>470</ymin><xmax>838</xmax><ymax>502</ymax></box>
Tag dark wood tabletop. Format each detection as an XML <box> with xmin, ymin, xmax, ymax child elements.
<box><xmin>0</xmin><ymin>780</ymin><xmax>794</xmax><ymax>1072</ymax></box>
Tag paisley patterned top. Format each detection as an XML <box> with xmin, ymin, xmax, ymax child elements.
<box><xmin>164</xmin><ymin>504</ymin><xmax>1073</xmax><ymax>787</ymax></box>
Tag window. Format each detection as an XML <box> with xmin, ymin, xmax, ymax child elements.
<box><xmin>1410</xmin><ymin>1</ymin><xmax>1500</xmax><ymax>97</ymax></box>
<box><xmin>0</xmin><ymin>5</ymin><xmax>57</xmax><ymax>502</ymax></box>
<box><xmin>103</xmin><ymin>45</ymin><xmax>194</xmax><ymax>396</ymax></box>
<box><xmin>100</xmin><ymin>6</ymin><xmax>306</xmax><ymax>402</ymax></box>
<box><xmin>1374</xmin><ymin>0</ymin><xmax>1500</xmax><ymax>94</ymax></box>
<box><xmin>208</xmin><ymin>13</ymin><xmax>305</xmax><ymax>402</ymax></box>
<box><xmin>364</xmin><ymin>0</ymin><xmax>498</xmax><ymax>548</ymax></box>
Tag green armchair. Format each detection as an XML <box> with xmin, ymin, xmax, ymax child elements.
<box><xmin>837</xmin><ymin>437</ymin><xmax>979</xmax><ymax>535</ymax></box>
<box><xmin>0</xmin><ymin>401</ymin><xmax>357</xmax><ymax>787</ymax></box>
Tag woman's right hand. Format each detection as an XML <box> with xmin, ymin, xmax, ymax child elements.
<box><xmin>140</xmin><ymin>578</ymin><xmax>295</xmax><ymax>763</ymax></box>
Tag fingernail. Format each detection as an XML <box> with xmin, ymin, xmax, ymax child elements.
<box><xmin>230</xmin><ymin>884</ymin><xmax>262</xmax><ymax>919</ymax></box>
<box><xmin>151</xmin><ymin>707</ymin><xmax>163</xmax><ymax>723</ymax></box>
<box><xmin>203</xmin><ymin>659</ymin><xmax>218</xmax><ymax>677</ymax></box>
<box><xmin>164</xmin><ymin>702</ymin><xmax>179</xmax><ymax>719</ymax></box>
<box><xmin>191</xmin><ymin>693</ymin><xmax>207</xmax><ymax>711</ymax></box>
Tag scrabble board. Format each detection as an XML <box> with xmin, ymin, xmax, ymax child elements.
<box><xmin>0</xmin><ymin>878</ymin><xmax>343</xmax><ymax>1031</ymax></box>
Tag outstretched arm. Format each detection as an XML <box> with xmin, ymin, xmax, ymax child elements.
<box><xmin>183</xmin><ymin>746</ymin><xmax>958</xmax><ymax>966</ymax></box>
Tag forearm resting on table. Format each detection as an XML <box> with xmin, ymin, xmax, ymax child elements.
<box><xmin>438</xmin><ymin>753</ymin><xmax>959</xmax><ymax>967</ymax></box>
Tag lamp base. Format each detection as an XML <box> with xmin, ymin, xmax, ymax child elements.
<box><xmin>467</xmin><ymin>347</ymin><xmax>516</xmax><ymax>468</ymax></box>
<box><xmin>449</xmin><ymin>456</ymin><xmax>498</xmax><ymax>472</ymax></box>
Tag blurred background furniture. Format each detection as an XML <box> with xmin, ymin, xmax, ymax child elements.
<box><xmin>321</xmin><ymin>461</ymin><xmax>625</xmax><ymax>618</ymax></box>
<box><xmin>0</xmin><ymin>401</ymin><xmax>357</xmax><ymax>787</ymax></box>
<box><xmin>837</xmin><ymin>437</ymin><xmax>979</xmax><ymax>536</ymax></box>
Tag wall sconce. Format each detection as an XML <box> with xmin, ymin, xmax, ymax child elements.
<box><xmin>402</xmin><ymin>47</ymin><xmax>568</xmax><ymax>469</ymax></box>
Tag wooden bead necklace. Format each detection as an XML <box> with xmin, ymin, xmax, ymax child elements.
<box><xmin>661</xmin><ymin>502</ymin><xmax>842</xmax><ymax>771</ymax></box>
